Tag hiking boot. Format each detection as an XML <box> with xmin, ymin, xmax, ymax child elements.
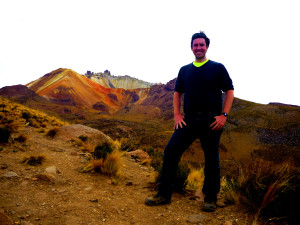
<box><xmin>145</xmin><ymin>193</ymin><xmax>171</xmax><ymax>206</ymax></box>
<box><xmin>201</xmin><ymin>201</ymin><xmax>216</xmax><ymax>212</ymax></box>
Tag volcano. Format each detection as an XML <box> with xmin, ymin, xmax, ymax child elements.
<box><xmin>26</xmin><ymin>68</ymin><xmax>144</xmax><ymax>114</ymax></box>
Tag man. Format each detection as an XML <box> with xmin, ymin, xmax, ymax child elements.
<box><xmin>145</xmin><ymin>31</ymin><xmax>234</xmax><ymax>212</ymax></box>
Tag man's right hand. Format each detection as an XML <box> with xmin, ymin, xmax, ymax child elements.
<box><xmin>174</xmin><ymin>113</ymin><xmax>186</xmax><ymax>129</ymax></box>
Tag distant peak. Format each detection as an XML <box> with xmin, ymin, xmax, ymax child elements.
<box><xmin>84</xmin><ymin>70</ymin><xmax>154</xmax><ymax>90</ymax></box>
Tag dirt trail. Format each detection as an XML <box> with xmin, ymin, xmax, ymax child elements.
<box><xmin>0</xmin><ymin>125</ymin><xmax>250</xmax><ymax>225</ymax></box>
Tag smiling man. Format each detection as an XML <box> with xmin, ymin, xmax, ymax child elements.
<box><xmin>145</xmin><ymin>31</ymin><xmax>234</xmax><ymax>212</ymax></box>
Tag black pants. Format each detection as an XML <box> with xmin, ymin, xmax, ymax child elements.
<box><xmin>158</xmin><ymin>113</ymin><xmax>222</xmax><ymax>203</ymax></box>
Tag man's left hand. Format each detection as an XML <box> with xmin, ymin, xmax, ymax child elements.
<box><xmin>210</xmin><ymin>115</ymin><xmax>227</xmax><ymax>131</ymax></box>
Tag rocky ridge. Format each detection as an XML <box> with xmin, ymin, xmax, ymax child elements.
<box><xmin>85</xmin><ymin>70</ymin><xmax>154</xmax><ymax>90</ymax></box>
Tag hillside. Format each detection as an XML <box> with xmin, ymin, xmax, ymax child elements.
<box><xmin>0</xmin><ymin>97</ymin><xmax>252</xmax><ymax>225</ymax></box>
<box><xmin>1</xmin><ymin>67</ymin><xmax>299</xmax><ymax>167</ymax></box>
<box><xmin>0</xmin><ymin>85</ymin><xmax>49</xmax><ymax>105</ymax></box>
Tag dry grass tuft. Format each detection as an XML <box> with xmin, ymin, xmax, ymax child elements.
<box><xmin>221</xmin><ymin>177</ymin><xmax>240</xmax><ymax>204</ymax></box>
<box><xmin>80</xmin><ymin>159</ymin><xmax>104</xmax><ymax>173</ymax></box>
<box><xmin>102</xmin><ymin>150</ymin><xmax>124</xmax><ymax>176</ymax></box>
<box><xmin>221</xmin><ymin>157</ymin><xmax>299</xmax><ymax>224</ymax></box>
<box><xmin>185</xmin><ymin>167</ymin><xmax>204</xmax><ymax>191</ymax></box>
<box><xmin>80</xmin><ymin>150</ymin><xmax>124</xmax><ymax>177</ymax></box>
<box><xmin>119</xmin><ymin>138</ymin><xmax>135</xmax><ymax>151</ymax></box>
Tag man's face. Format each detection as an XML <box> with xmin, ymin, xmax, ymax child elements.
<box><xmin>191</xmin><ymin>38</ymin><xmax>209</xmax><ymax>61</ymax></box>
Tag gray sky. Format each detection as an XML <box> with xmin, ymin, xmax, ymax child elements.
<box><xmin>0</xmin><ymin>0</ymin><xmax>299</xmax><ymax>106</ymax></box>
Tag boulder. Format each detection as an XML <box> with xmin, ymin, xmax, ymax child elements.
<box><xmin>56</xmin><ymin>124</ymin><xmax>111</xmax><ymax>145</ymax></box>
<box><xmin>126</xmin><ymin>149</ymin><xmax>150</xmax><ymax>161</ymax></box>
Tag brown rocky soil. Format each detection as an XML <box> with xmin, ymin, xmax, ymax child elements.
<box><xmin>0</xmin><ymin>124</ymin><xmax>252</xmax><ymax>225</ymax></box>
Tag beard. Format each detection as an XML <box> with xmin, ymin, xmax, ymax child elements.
<box><xmin>195</xmin><ymin>54</ymin><xmax>206</xmax><ymax>61</ymax></box>
<box><xmin>193</xmin><ymin>50</ymin><xmax>206</xmax><ymax>61</ymax></box>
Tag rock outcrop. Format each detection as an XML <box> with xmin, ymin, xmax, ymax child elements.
<box><xmin>85</xmin><ymin>70</ymin><xmax>154</xmax><ymax>90</ymax></box>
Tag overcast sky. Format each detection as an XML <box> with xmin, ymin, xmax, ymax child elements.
<box><xmin>0</xmin><ymin>0</ymin><xmax>299</xmax><ymax>106</ymax></box>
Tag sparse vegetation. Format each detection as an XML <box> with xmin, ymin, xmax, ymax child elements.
<box><xmin>146</xmin><ymin>147</ymin><xmax>163</xmax><ymax>172</ymax></box>
<box><xmin>0</xmin><ymin>126</ymin><xmax>11</xmax><ymax>143</ymax></box>
<box><xmin>221</xmin><ymin>158</ymin><xmax>300</xmax><ymax>224</ymax></box>
<box><xmin>185</xmin><ymin>167</ymin><xmax>204</xmax><ymax>191</ymax></box>
<box><xmin>0</xmin><ymin>103</ymin><xmax>6</xmax><ymax>111</ymax></box>
<box><xmin>20</xmin><ymin>154</ymin><xmax>46</xmax><ymax>166</ymax></box>
<box><xmin>221</xmin><ymin>177</ymin><xmax>240</xmax><ymax>205</ymax></box>
<box><xmin>81</xmin><ymin>159</ymin><xmax>104</xmax><ymax>173</ymax></box>
<box><xmin>80</xmin><ymin>140</ymin><xmax>124</xmax><ymax>177</ymax></box>
<box><xmin>0</xmin><ymin>97</ymin><xmax>66</xmax><ymax>136</ymax></box>
<box><xmin>80</xmin><ymin>150</ymin><xmax>124</xmax><ymax>176</ymax></box>
<box><xmin>93</xmin><ymin>141</ymin><xmax>113</xmax><ymax>160</ymax></box>
<box><xmin>119</xmin><ymin>137</ymin><xmax>135</xmax><ymax>151</ymax></box>
<box><xmin>22</xmin><ymin>111</ymin><xmax>31</xmax><ymax>121</ymax></box>
<box><xmin>102</xmin><ymin>150</ymin><xmax>124</xmax><ymax>176</ymax></box>
<box><xmin>46</xmin><ymin>127</ymin><xmax>59</xmax><ymax>138</ymax></box>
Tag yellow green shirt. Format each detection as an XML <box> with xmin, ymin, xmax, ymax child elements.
<box><xmin>193</xmin><ymin>59</ymin><xmax>209</xmax><ymax>67</ymax></box>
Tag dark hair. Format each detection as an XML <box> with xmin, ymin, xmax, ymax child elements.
<box><xmin>191</xmin><ymin>31</ymin><xmax>210</xmax><ymax>47</ymax></box>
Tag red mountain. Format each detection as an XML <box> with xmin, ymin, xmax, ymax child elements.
<box><xmin>26</xmin><ymin>68</ymin><xmax>145</xmax><ymax>114</ymax></box>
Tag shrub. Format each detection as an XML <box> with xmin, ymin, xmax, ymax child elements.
<box><xmin>102</xmin><ymin>150</ymin><xmax>124</xmax><ymax>176</ymax></box>
<box><xmin>119</xmin><ymin>138</ymin><xmax>135</xmax><ymax>151</ymax></box>
<box><xmin>46</xmin><ymin>127</ymin><xmax>59</xmax><ymax>138</ymax></box>
<box><xmin>80</xmin><ymin>150</ymin><xmax>124</xmax><ymax>177</ymax></box>
<box><xmin>22</xmin><ymin>111</ymin><xmax>31</xmax><ymax>122</ymax></box>
<box><xmin>110</xmin><ymin>139</ymin><xmax>121</xmax><ymax>151</ymax></box>
<box><xmin>93</xmin><ymin>141</ymin><xmax>113</xmax><ymax>160</ymax></box>
<box><xmin>28</xmin><ymin>119</ymin><xmax>40</xmax><ymax>128</ymax></box>
<box><xmin>20</xmin><ymin>155</ymin><xmax>46</xmax><ymax>166</ymax></box>
<box><xmin>80</xmin><ymin>159</ymin><xmax>104</xmax><ymax>173</ymax></box>
<box><xmin>221</xmin><ymin>177</ymin><xmax>240</xmax><ymax>204</ymax></box>
<box><xmin>0</xmin><ymin>126</ymin><xmax>11</xmax><ymax>143</ymax></box>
